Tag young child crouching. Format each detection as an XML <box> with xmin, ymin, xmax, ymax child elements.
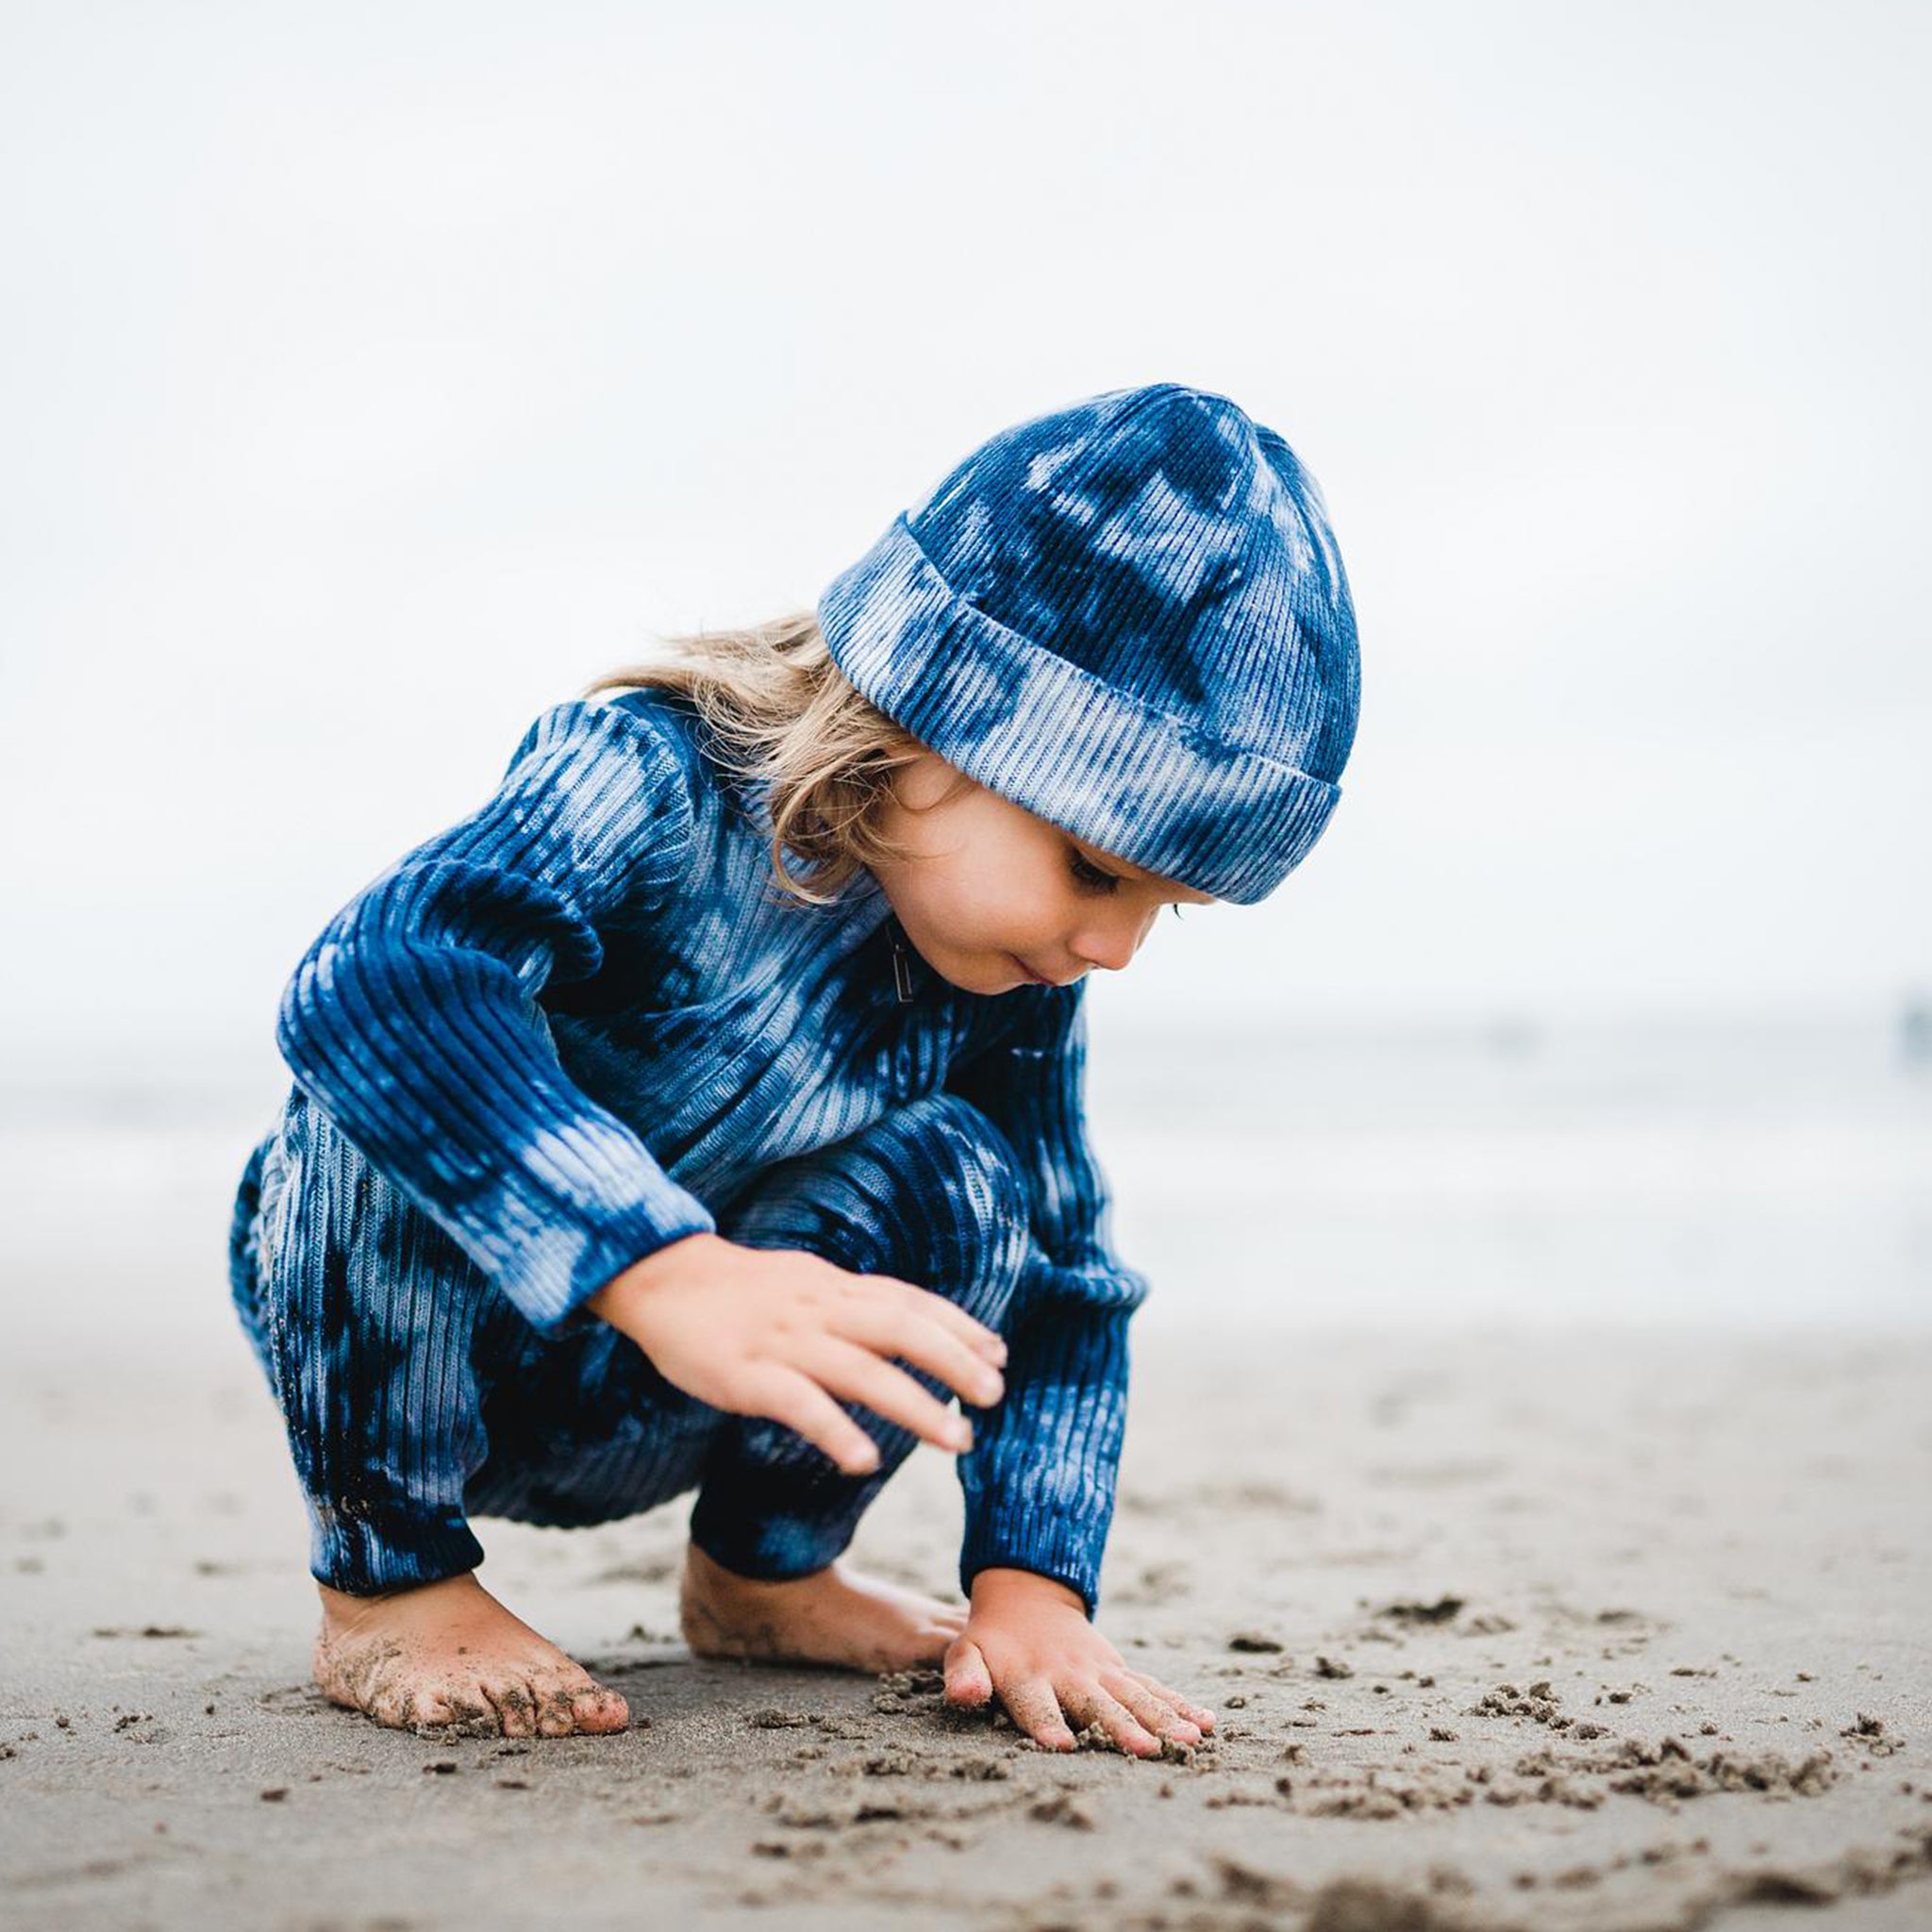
<box><xmin>225</xmin><ymin>380</ymin><xmax>1360</xmax><ymax>1746</ymax></box>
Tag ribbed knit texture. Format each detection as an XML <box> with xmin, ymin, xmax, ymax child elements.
<box><xmin>817</xmin><ymin>381</ymin><xmax>1361</xmax><ymax>906</ymax></box>
<box><xmin>253</xmin><ymin>684</ymin><xmax>1151</xmax><ymax>1609</ymax></box>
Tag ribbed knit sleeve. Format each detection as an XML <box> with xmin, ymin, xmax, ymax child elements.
<box><xmin>274</xmin><ymin>698</ymin><xmax>720</xmax><ymax>1335</ymax></box>
<box><xmin>943</xmin><ymin>982</ymin><xmax>1150</xmax><ymax>1616</ymax></box>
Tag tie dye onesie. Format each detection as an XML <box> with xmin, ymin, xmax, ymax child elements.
<box><xmin>227</xmin><ymin>683</ymin><xmax>1148</xmax><ymax>1611</ymax></box>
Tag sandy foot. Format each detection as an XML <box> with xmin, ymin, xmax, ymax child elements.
<box><xmin>312</xmin><ymin>1572</ymin><xmax>631</xmax><ymax>1738</ymax></box>
<box><xmin>680</xmin><ymin>1541</ymin><xmax>968</xmax><ymax>1671</ymax></box>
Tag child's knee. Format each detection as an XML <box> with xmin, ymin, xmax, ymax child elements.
<box><xmin>892</xmin><ymin>1091</ymin><xmax>1031</xmax><ymax>1319</ymax></box>
<box><xmin>915</xmin><ymin>1090</ymin><xmax>1030</xmax><ymax>1219</ymax></box>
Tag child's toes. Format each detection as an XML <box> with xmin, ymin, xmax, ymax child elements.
<box><xmin>406</xmin><ymin>1687</ymin><xmax>465</xmax><ymax>1729</ymax></box>
<box><xmin>571</xmin><ymin>1688</ymin><xmax>629</xmax><ymax>1733</ymax></box>
<box><xmin>483</xmin><ymin>1680</ymin><xmax>540</xmax><ymax>1738</ymax></box>
<box><xmin>532</xmin><ymin>1672</ymin><xmax>610</xmax><ymax>1736</ymax></box>
<box><xmin>535</xmin><ymin>1692</ymin><xmax>580</xmax><ymax>1738</ymax></box>
<box><xmin>368</xmin><ymin>1685</ymin><xmax>417</xmax><ymax>1730</ymax></box>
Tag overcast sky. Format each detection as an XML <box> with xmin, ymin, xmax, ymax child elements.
<box><xmin>4</xmin><ymin>0</ymin><xmax>1926</xmax><ymax>1077</ymax></box>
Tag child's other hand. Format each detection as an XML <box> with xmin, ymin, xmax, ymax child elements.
<box><xmin>585</xmin><ymin>1232</ymin><xmax>1008</xmax><ymax>1474</ymax></box>
<box><xmin>942</xmin><ymin>1568</ymin><xmax>1216</xmax><ymax>1757</ymax></box>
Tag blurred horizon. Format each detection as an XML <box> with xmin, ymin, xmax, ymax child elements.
<box><xmin>5</xmin><ymin>1005</ymin><xmax>1925</xmax><ymax>1347</ymax></box>
<box><xmin>8</xmin><ymin>991</ymin><xmax>1932</xmax><ymax>1121</ymax></box>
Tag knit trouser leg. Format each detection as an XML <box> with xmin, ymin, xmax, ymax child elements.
<box><xmin>240</xmin><ymin>1088</ymin><xmax>716</xmax><ymax>1594</ymax></box>
<box><xmin>458</xmin><ymin>1306</ymin><xmax>718</xmax><ymax>1536</ymax></box>
<box><xmin>226</xmin><ymin>1126</ymin><xmax>275</xmax><ymax>1368</ymax></box>
<box><xmin>239</xmin><ymin>1094</ymin><xmax>719</xmax><ymax>1593</ymax></box>
<box><xmin>236</xmin><ymin>1091</ymin><xmax>512</xmax><ymax>1592</ymax></box>
<box><xmin>686</xmin><ymin>1091</ymin><xmax>1032</xmax><ymax>1583</ymax></box>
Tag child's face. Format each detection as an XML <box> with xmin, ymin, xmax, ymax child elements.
<box><xmin>869</xmin><ymin>750</ymin><xmax>1216</xmax><ymax>995</ymax></box>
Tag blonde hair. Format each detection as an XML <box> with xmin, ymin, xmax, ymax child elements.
<box><xmin>580</xmin><ymin>609</ymin><xmax>973</xmax><ymax>909</ymax></box>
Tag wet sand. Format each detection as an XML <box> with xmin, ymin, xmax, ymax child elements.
<box><xmin>3</xmin><ymin>1322</ymin><xmax>1928</xmax><ymax>1931</ymax></box>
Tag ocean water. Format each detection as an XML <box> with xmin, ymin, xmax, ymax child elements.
<box><xmin>1092</xmin><ymin>1013</ymin><xmax>1932</xmax><ymax>1333</ymax></box>
<box><xmin>3</xmin><ymin>1014</ymin><xmax>1926</xmax><ymax>1360</ymax></box>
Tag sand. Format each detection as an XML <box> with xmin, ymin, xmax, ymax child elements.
<box><xmin>3</xmin><ymin>1321</ymin><xmax>1928</xmax><ymax>1932</ymax></box>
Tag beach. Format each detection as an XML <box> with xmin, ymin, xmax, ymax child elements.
<box><xmin>3</xmin><ymin>1018</ymin><xmax>1928</xmax><ymax>1928</ymax></box>
<box><xmin>4</xmin><ymin>1320</ymin><xmax>1928</xmax><ymax>1930</ymax></box>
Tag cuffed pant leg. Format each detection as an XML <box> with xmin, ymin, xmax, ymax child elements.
<box><xmin>243</xmin><ymin>1092</ymin><xmax>504</xmax><ymax>1593</ymax></box>
<box><xmin>687</xmin><ymin>1091</ymin><xmax>1032</xmax><ymax>1583</ymax></box>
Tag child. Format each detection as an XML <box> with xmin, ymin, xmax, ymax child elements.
<box><xmin>225</xmin><ymin>379</ymin><xmax>1360</xmax><ymax>1750</ymax></box>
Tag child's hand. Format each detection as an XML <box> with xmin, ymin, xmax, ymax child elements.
<box><xmin>586</xmin><ymin>1232</ymin><xmax>1008</xmax><ymax>1473</ymax></box>
<box><xmin>942</xmin><ymin>1568</ymin><xmax>1217</xmax><ymax>1756</ymax></box>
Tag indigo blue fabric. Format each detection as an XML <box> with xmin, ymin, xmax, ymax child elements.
<box><xmin>229</xmin><ymin>381</ymin><xmax>1363</xmax><ymax>1615</ymax></box>
<box><xmin>228</xmin><ymin>686</ymin><xmax>1152</xmax><ymax>1611</ymax></box>
<box><xmin>818</xmin><ymin>380</ymin><xmax>1360</xmax><ymax>906</ymax></box>
<box><xmin>230</xmin><ymin>1077</ymin><xmax>1043</xmax><ymax>1599</ymax></box>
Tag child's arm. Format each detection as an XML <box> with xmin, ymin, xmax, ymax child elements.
<box><xmin>941</xmin><ymin>979</ymin><xmax>1141</xmax><ymax>1610</ymax></box>
<box><xmin>937</xmin><ymin>981</ymin><xmax>1216</xmax><ymax>1753</ymax></box>
<box><xmin>274</xmin><ymin>698</ymin><xmax>721</xmax><ymax>1335</ymax></box>
<box><xmin>277</xmin><ymin>693</ymin><xmax>1008</xmax><ymax>1459</ymax></box>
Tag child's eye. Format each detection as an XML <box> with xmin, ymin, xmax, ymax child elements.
<box><xmin>1068</xmin><ymin>849</ymin><xmax>1119</xmax><ymax>893</ymax></box>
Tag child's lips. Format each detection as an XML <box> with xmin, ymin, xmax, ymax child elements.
<box><xmin>1016</xmin><ymin>956</ymin><xmax>1085</xmax><ymax>988</ymax></box>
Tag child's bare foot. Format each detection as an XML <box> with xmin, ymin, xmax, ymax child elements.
<box><xmin>679</xmin><ymin>1541</ymin><xmax>968</xmax><ymax>1672</ymax></box>
<box><xmin>312</xmin><ymin>1571</ymin><xmax>631</xmax><ymax>1738</ymax></box>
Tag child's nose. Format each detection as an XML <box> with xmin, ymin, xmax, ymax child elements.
<box><xmin>1072</xmin><ymin>907</ymin><xmax>1158</xmax><ymax>974</ymax></box>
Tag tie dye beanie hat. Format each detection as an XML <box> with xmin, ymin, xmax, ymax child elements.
<box><xmin>815</xmin><ymin>381</ymin><xmax>1360</xmax><ymax>907</ymax></box>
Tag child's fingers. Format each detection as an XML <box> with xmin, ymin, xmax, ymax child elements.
<box><xmin>1058</xmin><ymin>1682</ymin><xmax>1161</xmax><ymax>1757</ymax></box>
<box><xmin>942</xmin><ymin>1635</ymin><xmax>992</xmax><ymax>1707</ymax></box>
<box><xmin>999</xmin><ymin>1674</ymin><xmax>1076</xmax><ymax>1751</ymax></box>
<box><xmin>739</xmin><ymin>1365</ymin><xmax>882</xmax><ymax>1474</ymax></box>
<box><xmin>795</xmin><ymin>1337</ymin><xmax>974</xmax><ymax>1455</ymax></box>
<box><xmin>870</xmin><ymin>1273</ymin><xmax>1008</xmax><ymax>1363</ymax></box>
<box><xmin>828</xmin><ymin>1302</ymin><xmax>1006</xmax><ymax>1410</ymax></box>
<box><xmin>1125</xmin><ymin>1668</ymin><xmax>1216</xmax><ymax>1732</ymax></box>
<box><xmin>1100</xmin><ymin>1668</ymin><xmax>1201</xmax><ymax>1746</ymax></box>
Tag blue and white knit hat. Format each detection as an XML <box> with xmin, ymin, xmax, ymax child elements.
<box><xmin>815</xmin><ymin>381</ymin><xmax>1360</xmax><ymax>906</ymax></box>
